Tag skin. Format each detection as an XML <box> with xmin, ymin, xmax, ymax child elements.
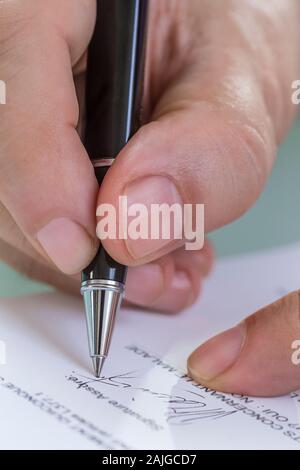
<box><xmin>0</xmin><ymin>0</ymin><xmax>299</xmax><ymax>396</ymax></box>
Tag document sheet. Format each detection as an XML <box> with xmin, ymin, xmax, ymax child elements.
<box><xmin>0</xmin><ymin>244</ymin><xmax>300</xmax><ymax>449</ymax></box>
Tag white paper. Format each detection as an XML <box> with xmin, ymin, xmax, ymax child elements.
<box><xmin>0</xmin><ymin>244</ymin><xmax>300</xmax><ymax>450</ymax></box>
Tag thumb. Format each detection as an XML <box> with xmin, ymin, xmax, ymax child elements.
<box><xmin>188</xmin><ymin>291</ymin><xmax>300</xmax><ymax>396</ymax></box>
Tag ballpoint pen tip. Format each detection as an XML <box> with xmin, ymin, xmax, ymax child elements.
<box><xmin>92</xmin><ymin>356</ymin><xmax>105</xmax><ymax>378</ymax></box>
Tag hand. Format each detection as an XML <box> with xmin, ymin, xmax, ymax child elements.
<box><xmin>0</xmin><ymin>0</ymin><xmax>214</xmax><ymax>307</ymax></box>
<box><xmin>96</xmin><ymin>0</ymin><xmax>299</xmax><ymax>313</ymax></box>
<box><xmin>188</xmin><ymin>290</ymin><xmax>300</xmax><ymax>396</ymax></box>
<box><xmin>0</xmin><ymin>1</ymin><xmax>299</xmax><ymax>395</ymax></box>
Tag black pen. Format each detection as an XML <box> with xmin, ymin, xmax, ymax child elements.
<box><xmin>81</xmin><ymin>0</ymin><xmax>149</xmax><ymax>377</ymax></box>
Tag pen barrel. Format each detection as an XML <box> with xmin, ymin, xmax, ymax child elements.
<box><xmin>82</xmin><ymin>165</ymin><xmax>127</xmax><ymax>284</ymax></box>
<box><xmin>81</xmin><ymin>244</ymin><xmax>127</xmax><ymax>284</ymax></box>
<box><xmin>82</xmin><ymin>0</ymin><xmax>149</xmax><ymax>285</ymax></box>
<box><xmin>84</xmin><ymin>0</ymin><xmax>149</xmax><ymax>160</ymax></box>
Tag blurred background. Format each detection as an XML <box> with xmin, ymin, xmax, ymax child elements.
<box><xmin>0</xmin><ymin>119</ymin><xmax>299</xmax><ymax>297</ymax></box>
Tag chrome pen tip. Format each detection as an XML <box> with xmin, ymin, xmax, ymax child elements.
<box><xmin>92</xmin><ymin>355</ymin><xmax>106</xmax><ymax>378</ymax></box>
<box><xmin>82</xmin><ymin>280</ymin><xmax>124</xmax><ymax>379</ymax></box>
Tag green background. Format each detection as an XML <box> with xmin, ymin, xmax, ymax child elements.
<box><xmin>0</xmin><ymin>119</ymin><xmax>299</xmax><ymax>297</ymax></box>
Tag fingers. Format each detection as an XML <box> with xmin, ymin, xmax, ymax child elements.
<box><xmin>0</xmin><ymin>201</ymin><xmax>80</xmax><ymax>294</ymax></box>
<box><xmin>188</xmin><ymin>291</ymin><xmax>300</xmax><ymax>396</ymax></box>
<box><xmin>97</xmin><ymin>0</ymin><xmax>300</xmax><ymax>267</ymax></box>
<box><xmin>125</xmin><ymin>240</ymin><xmax>213</xmax><ymax>313</ymax></box>
<box><xmin>0</xmin><ymin>192</ymin><xmax>214</xmax><ymax>311</ymax></box>
<box><xmin>0</xmin><ymin>0</ymin><xmax>98</xmax><ymax>275</ymax></box>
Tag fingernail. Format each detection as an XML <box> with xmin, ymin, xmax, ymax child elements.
<box><xmin>125</xmin><ymin>264</ymin><xmax>164</xmax><ymax>305</ymax></box>
<box><xmin>151</xmin><ymin>270</ymin><xmax>194</xmax><ymax>312</ymax></box>
<box><xmin>188</xmin><ymin>323</ymin><xmax>246</xmax><ymax>382</ymax></box>
<box><xmin>124</xmin><ymin>176</ymin><xmax>183</xmax><ymax>259</ymax></box>
<box><xmin>36</xmin><ymin>217</ymin><xmax>96</xmax><ymax>275</ymax></box>
<box><xmin>169</xmin><ymin>270</ymin><xmax>195</xmax><ymax>307</ymax></box>
<box><xmin>172</xmin><ymin>270</ymin><xmax>191</xmax><ymax>290</ymax></box>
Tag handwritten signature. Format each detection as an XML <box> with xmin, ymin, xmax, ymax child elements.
<box><xmin>67</xmin><ymin>371</ymin><xmax>237</xmax><ymax>425</ymax></box>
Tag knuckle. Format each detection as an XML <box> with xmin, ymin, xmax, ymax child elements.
<box><xmin>228</xmin><ymin>110</ymin><xmax>272</xmax><ymax>180</ymax></box>
<box><xmin>218</xmin><ymin>107</ymin><xmax>276</xmax><ymax>213</ymax></box>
